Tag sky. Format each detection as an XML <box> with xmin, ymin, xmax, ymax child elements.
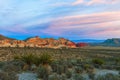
<box><xmin>0</xmin><ymin>0</ymin><xmax>120</xmax><ymax>40</ymax></box>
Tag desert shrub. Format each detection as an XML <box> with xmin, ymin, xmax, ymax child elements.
<box><xmin>14</xmin><ymin>53</ymin><xmax>53</xmax><ymax>66</ymax></box>
<box><xmin>114</xmin><ymin>58</ymin><xmax>120</xmax><ymax>65</ymax></box>
<box><xmin>9</xmin><ymin>60</ymin><xmax>25</xmax><ymax>69</ymax></box>
<box><xmin>83</xmin><ymin>64</ymin><xmax>91</xmax><ymax>70</ymax></box>
<box><xmin>76</xmin><ymin>58</ymin><xmax>83</xmax><ymax>64</ymax></box>
<box><xmin>66</xmin><ymin>60</ymin><xmax>73</xmax><ymax>68</ymax></box>
<box><xmin>13</xmin><ymin>54</ymin><xmax>21</xmax><ymax>60</ymax></box>
<box><xmin>21</xmin><ymin>53</ymin><xmax>35</xmax><ymax>65</ymax></box>
<box><xmin>92</xmin><ymin>58</ymin><xmax>105</xmax><ymax>66</ymax></box>
<box><xmin>56</xmin><ymin>65</ymin><xmax>64</xmax><ymax>75</ymax></box>
<box><xmin>74</xmin><ymin>66</ymin><xmax>83</xmax><ymax>73</ymax></box>
<box><xmin>39</xmin><ymin>54</ymin><xmax>52</xmax><ymax>65</ymax></box>
<box><xmin>37</xmin><ymin>65</ymin><xmax>49</xmax><ymax>80</ymax></box>
<box><xmin>116</xmin><ymin>66</ymin><xmax>120</xmax><ymax>70</ymax></box>
<box><xmin>2</xmin><ymin>64</ymin><xmax>21</xmax><ymax>73</ymax></box>
<box><xmin>32</xmin><ymin>56</ymin><xmax>41</xmax><ymax>66</ymax></box>
<box><xmin>0</xmin><ymin>61</ymin><xmax>5</xmax><ymax>69</ymax></box>
<box><xmin>49</xmin><ymin>73</ymin><xmax>60</xmax><ymax>80</ymax></box>
<box><xmin>51</xmin><ymin>63</ymin><xmax>58</xmax><ymax>72</ymax></box>
<box><xmin>59</xmin><ymin>74</ymin><xmax>67</xmax><ymax>80</ymax></box>
<box><xmin>65</xmin><ymin>70</ymin><xmax>72</xmax><ymax>79</ymax></box>
<box><xmin>0</xmin><ymin>72</ymin><xmax>18</xmax><ymax>80</ymax></box>
<box><xmin>73</xmin><ymin>74</ymin><xmax>85</xmax><ymax>80</ymax></box>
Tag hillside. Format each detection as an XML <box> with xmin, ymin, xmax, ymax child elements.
<box><xmin>101</xmin><ymin>38</ymin><xmax>120</xmax><ymax>47</ymax></box>
<box><xmin>0</xmin><ymin>34</ymin><xmax>15</xmax><ymax>40</ymax></box>
<box><xmin>91</xmin><ymin>38</ymin><xmax>120</xmax><ymax>47</ymax></box>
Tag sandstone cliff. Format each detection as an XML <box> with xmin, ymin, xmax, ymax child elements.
<box><xmin>0</xmin><ymin>35</ymin><xmax>76</xmax><ymax>48</ymax></box>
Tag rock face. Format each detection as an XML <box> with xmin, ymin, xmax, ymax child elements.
<box><xmin>0</xmin><ymin>35</ymin><xmax>76</xmax><ymax>48</ymax></box>
<box><xmin>76</xmin><ymin>43</ymin><xmax>89</xmax><ymax>47</ymax></box>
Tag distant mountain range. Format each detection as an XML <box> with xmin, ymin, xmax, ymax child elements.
<box><xmin>72</xmin><ymin>39</ymin><xmax>105</xmax><ymax>43</ymax></box>
<box><xmin>0</xmin><ymin>34</ymin><xmax>120</xmax><ymax>47</ymax></box>
<box><xmin>95</xmin><ymin>38</ymin><xmax>120</xmax><ymax>47</ymax></box>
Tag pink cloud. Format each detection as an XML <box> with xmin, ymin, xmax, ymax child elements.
<box><xmin>72</xmin><ymin>0</ymin><xmax>84</xmax><ymax>6</ymax></box>
<box><xmin>42</xmin><ymin>11</ymin><xmax>120</xmax><ymax>38</ymax></box>
<box><xmin>72</xmin><ymin>0</ymin><xmax>120</xmax><ymax>6</ymax></box>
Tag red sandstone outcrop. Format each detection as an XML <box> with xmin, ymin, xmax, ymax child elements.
<box><xmin>0</xmin><ymin>35</ymin><xmax>77</xmax><ymax>48</ymax></box>
<box><xmin>76</xmin><ymin>43</ymin><xmax>89</xmax><ymax>47</ymax></box>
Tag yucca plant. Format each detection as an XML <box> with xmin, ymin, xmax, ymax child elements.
<box><xmin>21</xmin><ymin>53</ymin><xmax>35</xmax><ymax>65</ymax></box>
<box><xmin>39</xmin><ymin>54</ymin><xmax>53</xmax><ymax>65</ymax></box>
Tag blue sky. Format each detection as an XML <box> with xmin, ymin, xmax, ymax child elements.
<box><xmin>0</xmin><ymin>0</ymin><xmax>120</xmax><ymax>40</ymax></box>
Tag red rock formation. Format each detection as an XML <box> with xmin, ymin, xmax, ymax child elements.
<box><xmin>67</xmin><ymin>41</ymin><xmax>76</xmax><ymax>48</ymax></box>
<box><xmin>76</xmin><ymin>43</ymin><xmax>88</xmax><ymax>47</ymax></box>
<box><xmin>0</xmin><ymin>35</ymin><xmax>77</xmax><ymax>48</ymax></box>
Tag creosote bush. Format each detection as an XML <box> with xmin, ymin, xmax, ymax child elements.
<box><xmin>92</xmin><ymin>58</ymin><xmax>105</xmax><ymax>66</ymax></box>
<box><xmin>37</xmin><ymin>65</ymin><xmax>49</xmax><ymax>80</ymax></box>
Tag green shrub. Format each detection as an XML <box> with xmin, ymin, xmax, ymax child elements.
<box><xmin>0</xmin><ymin>72</ymin><xmax>18</xmax><ymax>80</ymax></box>
<box><xmin>73</xmin><ymin>74</ymin><xmax>85</xmax><ymax>80</ymax></box>
<box><xmin>65</xmin><ymin>70</ymin><xmax>72</xmax><ymax>79</ymax></box>
<box><xmin>83</xmin><ymin>64</ymin><xmax>91</xmax><ymax>70</ymax></box>
<box><xmin>0</xmin><ymin>61</ymin><xmax>5</xmax><ymax>69</ymax></box>
<box><xmin>39</xmin><ymin>54</ymin><xmax>52</xmax><ymax>65</ymax></box>
<box><xmin>60</xmin><ymin>74</ymin><xmax>67</xmax><ymax>80</ymax></box>
<box><xmin>13</xmin><ymin>54</ymin><xmax>21</xmax><ymax>60</ymax></box>
<box><xmin>2</xmin><ymin>64</ymin><xmax>21</xmax><ymax>73</ymax></box>
<box><xmin>49</xmin><ymin>74</ymin><xmax>60</xmax><ymax>80</ymax></box>
<box><xmin>37</xmin><ymin>65</ymin><xmax>49</xmax><ymax>79</ymax></box>
<box><xmin>114</xmin><ymin>58</ymin><xmax>120</xmax><ymax>65</ymax></box>
<box><xmin>56</xmin><ymin>65</ymin><xmax>64</xmax><ymax>75</ymax></box>
<box><xmin>51</xmin><ymin>63</ymin><xmax>58</xmax><ymax>72</ymax></box>
<box><xmin>75</xmin><ymin>66</ymin><xmax>83</xmax><ymax>73</ymax></box>
<box><xmin>92</xmin><ymin>58</ymin><xmax>105</xmax><ymax>66</ymax></box>
<box><xmin>14</xmin><ymin>53</ymin><xmax>53</xmax><ymax>66</ymax></box>
<box><xmin>21</xmin><ymin>53</ymin><xmax>35</xmax><ymax>65</ymax></box>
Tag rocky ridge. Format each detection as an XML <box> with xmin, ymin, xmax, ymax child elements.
<box><xmin>0</xmin><ymin>35</ymin><xmax>76</xmax><ymax>48</ymax></box>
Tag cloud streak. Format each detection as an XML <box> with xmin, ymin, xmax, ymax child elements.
<box><xmin>72</xmin><ymin>0</ymin><xmax>120</xmax><ymax>6</ymax></box>
<box><xmin>0</xmin><ymin>0</ymin><xmax>120</xmax><ymax>39</ymax></box>
<box><xmin>43</xmin><ymin>11</ymin><xmax>120</xmax><ymax>39</ymax></box>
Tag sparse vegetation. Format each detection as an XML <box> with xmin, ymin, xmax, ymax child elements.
<box><xmin>0</xmin><ymin>47</ymin><xmax>119</xmax><ymax>80</ymax></box>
